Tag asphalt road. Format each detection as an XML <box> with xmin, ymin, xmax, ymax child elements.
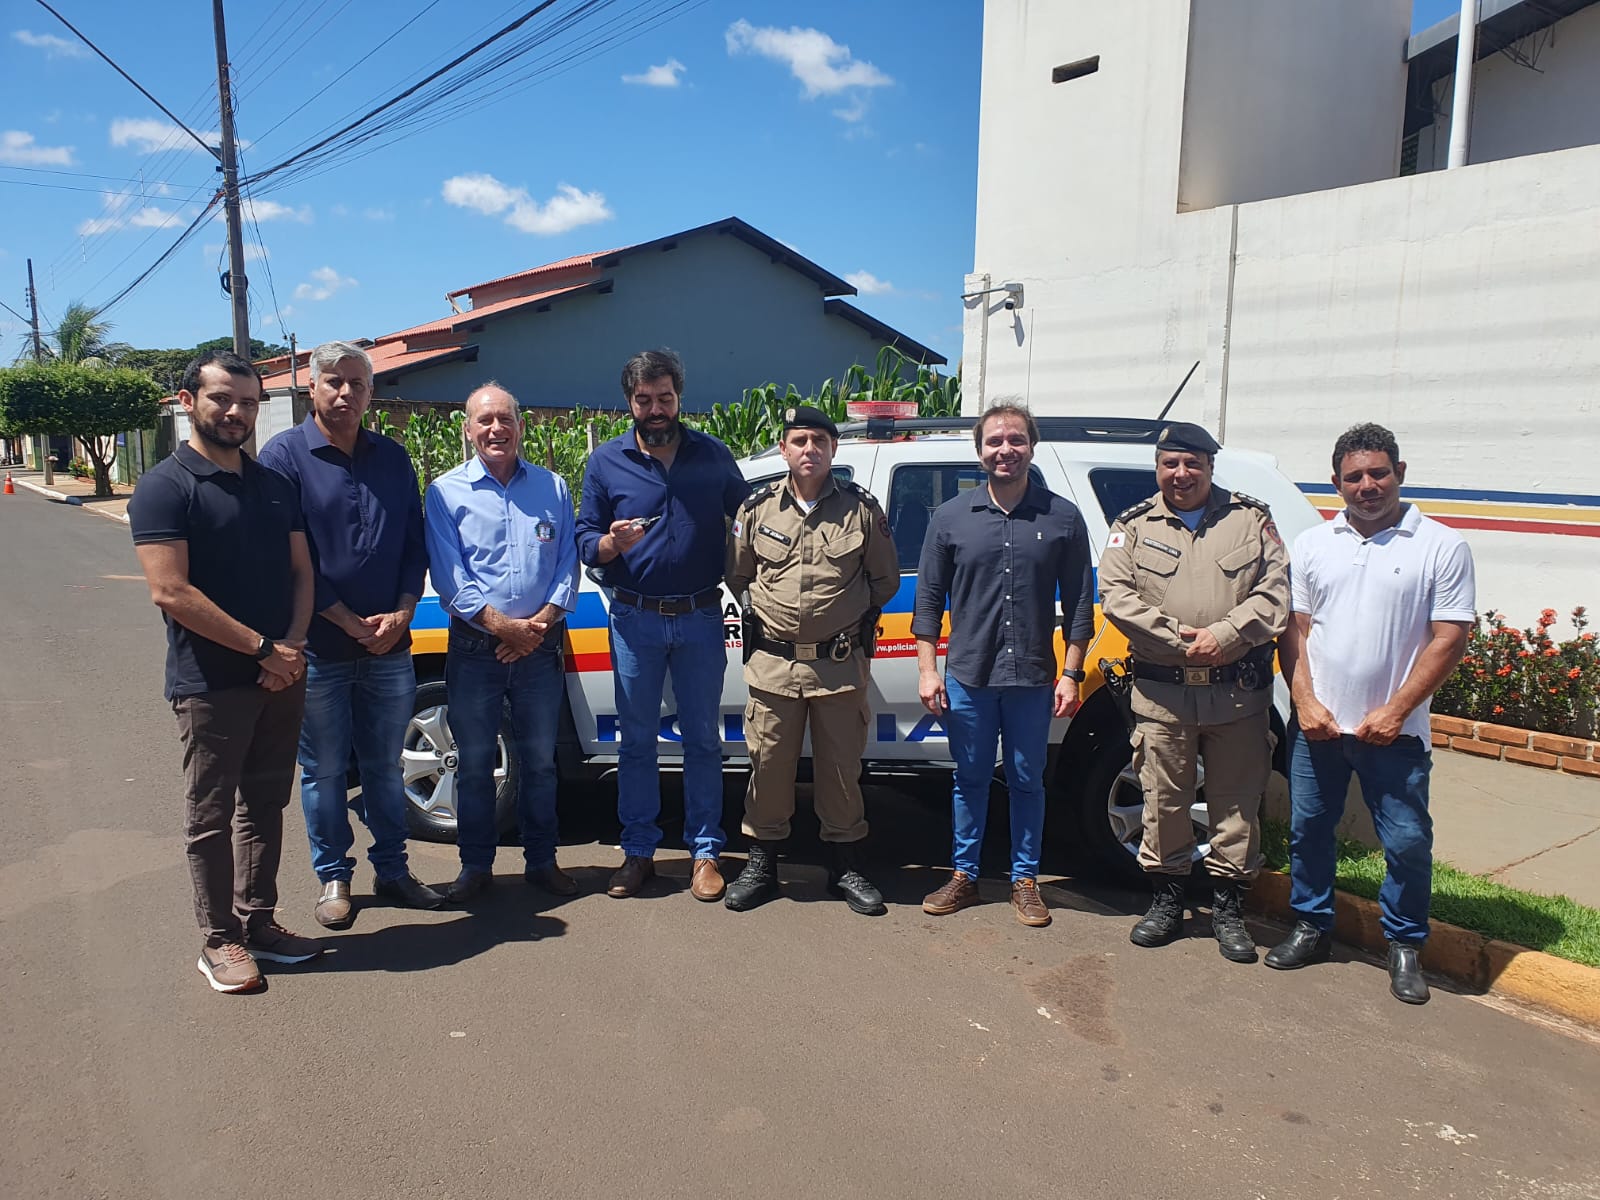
<box><xmin>4</xmin><ymin>493</ymin><xmax>1598</xmax><ymax>1200</ymax></box>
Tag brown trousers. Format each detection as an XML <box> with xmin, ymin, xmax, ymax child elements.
<box><xmin>172</xmin><ymin>682</ymin><xmax>305</xmax><ymax>947</ymax></box>
<box><xmin>1132</xmin><ymin>707</ymin><xmax>1271</xmax><ymax>881</ymax></box>
<box><xmin>742</xmin><ymin>686</ymin><xmax>870</xmax><ymax>843</ymax></box>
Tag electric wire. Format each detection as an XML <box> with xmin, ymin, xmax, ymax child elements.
<box><xmin>93</xmin><ymin>200</ymin><xmax>221</xmax><ymax>319</ymax></box>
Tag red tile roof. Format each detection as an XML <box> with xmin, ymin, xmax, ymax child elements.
<box><xmin>377</xmin><ymin>280</ymin><xmax>602</xmax><ymax>344</ymax></box>
<box><xmin>260</xmin><ymin>341</ymin><xmax>474</xmax><ymax>390</ymax></box>
<box><xmin>445</xmin><ymin>251</ymin><xmax>618</xmax><ymax>301</ymax></box>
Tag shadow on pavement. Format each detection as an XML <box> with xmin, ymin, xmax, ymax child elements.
<box><xmin>296</xmin><ymin>891</ymin><xmax>569</xmax><ymax>974</ymax></box>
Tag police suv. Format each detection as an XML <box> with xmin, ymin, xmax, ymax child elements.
<box><xmin>402</xmin><ymin>415</ymin><xmax>1321</xmax><ymax>884</ymax></box>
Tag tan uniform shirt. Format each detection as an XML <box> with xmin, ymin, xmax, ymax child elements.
<box><xmin>726</xmin><ymin>475</ymin><xmax>900</xmax><ymax>698</ymax></box>
<box><xmin>1099</xmin><ymin>488</ymin><xmax>1290</xmax><ymax>669</ymax></box>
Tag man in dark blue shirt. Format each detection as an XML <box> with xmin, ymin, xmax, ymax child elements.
<box><xmin>575</xmin><ymin>349</ymin><xmax>750</xmax><ymax>901</ymax></box>
<box><xmin>258</xmin><ymin>341</ymin><xmax>442</xmax><ymax>928</ymax></box>
<box><xmin>130</xmin><ymin>350</ymin><xmax>323</xmax><ymax>993</ymax></box>
<box><xmin>912</xmin><ymin>403</ymin><xmax>1096</xmax><ymax>928</ymax></box>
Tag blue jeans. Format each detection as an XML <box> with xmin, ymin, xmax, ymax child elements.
<box><xmin>446</xmin><ymin>627</ymin><xmax>565</xmax><ymax>873</ymax></box>
<box><xmin>609</xmin><ymin>602</ymin><xmax>728</xmax><ymax>861</ymax></box>
<box><xmin>298</xmin><ymin>652</ymin><xmax>416</xmax><ymax>884</ymax></box>
<box><xmin>945</xmin><ymin>674</ymin><xmax>1053</xmax><ymax>882</ymax></box>
<box><xmin>1288</xmin><ymin>727</ymin><xmax>1434</xmax><ymax>945</ymax></box>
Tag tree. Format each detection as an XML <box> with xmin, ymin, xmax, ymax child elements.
<box><xmin>42</xmin><ymin>302</ymin><xmax>133</xmax><ymax>367</ymax></box>
<box><xmin>0</xmin><ymin>363</ymin><xmax>163</xmax><ymax>497</ymax></box>
<box><xmin>120</xmin><ymin>338</ymin><xmax>291</xmax><ymax>394</ymax></box>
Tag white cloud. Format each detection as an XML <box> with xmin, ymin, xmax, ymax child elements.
<box><xmin>12</xmin><ymin>30</ymin><xmax>86</xmax><ymax>58</ymax></box>
<box><xmin>110</xmin><ymin>116</ymin><xmax>247</xmax><ymax>154</ymax></box>
<box><xmin>622</xmin><ymin>58</ymin><xmax>685</xmax><ymax>87</ymax></box>
<box><xmin>247</xmin><ymin>199</ymin><xmax>312</xmax><ymax>223</ymax></box>
<box><xmin>833</xmin><ymin>99</ymin><xmax>867</xmax><ymax>124</ymax></box>
<box><xmin>76</xmin><ymin>216</ymin><xmax>123</xmax><ymax>236</ymax></box>
<box><xmin>293</xmin><ymin>266</ymin><xmax>357</xmax><ymax>302</ymax></box>
<box><xmin>362</xmin><ymin>206</ymin><xmax>395</xmax><ymax>221</ymax></box>
<box><xmin>128</xmin><ymin>207</ymin><xmax>183</xmax><ymax>230</ymax></box>
<box><xmin>441</xmin><ymin>174</ymin><xmax>613</xmax><ymax>236</ymax></box>
<box><xmin>845</xmin><ymin>270</ymin><xmax>894</xmax><ymax>296</ymax></box>
<box><xmin>0</xmin><ymin>129</ymin><xmax>75</xmax><ymax>166</ymax></box>
<box><xmin>725</xmin><ymin>20</ymin><xmax>891</xmax><ymax>98</ymax></box>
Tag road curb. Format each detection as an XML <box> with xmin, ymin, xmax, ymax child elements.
<box><xmin>1247</xmin><ymin>871</ymin><xmax>1600</xmax><ymax>1029</ymax></box>
<box><xmin>12</xmin><ymin>477</ymin><xmax>130</xmax><ymax>523</ymax></box>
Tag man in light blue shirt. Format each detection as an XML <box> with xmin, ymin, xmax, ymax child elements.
<box><xmin>425</xmin><ymin>382</ymin><xmax>579</xmax><ymax>902</ymax></box>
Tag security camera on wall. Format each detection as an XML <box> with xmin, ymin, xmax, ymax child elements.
<box><xmin>1002</xmin><ymin>282</ymin><xmax>1024</xmax><ymax>311</ymax></box>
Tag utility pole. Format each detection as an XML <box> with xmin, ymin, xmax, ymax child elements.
<box><xmin>213</xmin><ymin>0</ymin><xmax>250</xmax><ymax>361</ymax></box>
<box><xmin>25</xmin><ymin>257</ymin><xmax>53</xmax><ymax>483</ymax></box>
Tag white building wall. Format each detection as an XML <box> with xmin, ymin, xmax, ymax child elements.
<box><xmin>1178</xmin><ymin>0</ymin><xmax>1409</xmax><ymax>210</ymax></box>
<box><xmin>967</xmin><ymin>0</ymin><xmax>1600</xmax><ymax>622</ymax></box>
<box><xmin>1420</xmin><ymin>3</ymin><xmax>1600</xmax><ymax>171</ymax></box>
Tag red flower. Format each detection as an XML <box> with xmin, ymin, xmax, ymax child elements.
<box><xmin>1575</xmin><ymin>606</ymin><xmax>1588</xmax><ymax>618</ymax></box>
<box><xmin>1492</xmin><ymin>705</ymin><xmax>1504</xmax><ymax>715</ymax></box>
<box><xmin>1541</xmin><ymin>608</ymin><xmax>1558</xmax><ymax>624</ymax></box>
<box><xmin>1496</xmin><ymin>665</ymin><xmax>1514</xmax><ymax>677</ymax></box>
<box><xmin>1570</xmin><ymin>667</ymin><xmax>1583</xmax><ymax>680</ymax></box>
<box><xmin>1544</xmin><ymin>647</ymin><xmax>1561</xmax><ymax>658</ymax></box>
<box><xmin>1583</xmin><ymin>633</ymin><xmax>1596</xmax><ymax>642</ymax></box>
<box><xmin>1519</xmin><ymin>650</ymin><xmax>1535</xmax><ymax>659</ymax></box>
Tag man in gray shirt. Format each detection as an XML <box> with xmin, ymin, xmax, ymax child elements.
<box><xmin>913</xmin><ymin>402</ymin><xmax>1095</xmax><ymax>927</ymax></box>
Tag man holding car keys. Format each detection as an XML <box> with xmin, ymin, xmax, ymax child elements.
<box><xmin>577</xmin><ymin>349</ymin><xmax>751</xmax><ymax>901</ymax></box>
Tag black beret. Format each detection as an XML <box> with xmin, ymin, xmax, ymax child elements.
<box><xmin>782</xmin><ymin>404</ymin><xmax>839</xmax><ymax>438</ymax></box>
<box><xmin>1156</xmin><ymin>421</ymin><xmax>1220</xmax><ymax>456</ymax></box>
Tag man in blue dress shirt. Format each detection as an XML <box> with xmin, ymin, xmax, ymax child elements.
<box><xmin>576</xmin><ymin>349</ymin><xmax>750</xmax><ymax>901</ymax></box>
<box><xmin>425</xmin><ymin>382</ymin><xmax>580</xmax><ymax>902</ymax></box>
<box><xmin>259</xmin><ymin>341</ymin><xmax>443</xmax><ymax>927</ymax></box>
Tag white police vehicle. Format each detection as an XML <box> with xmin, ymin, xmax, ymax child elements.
<box><xmin>402</xmin><ymin>416</ymin><xmax>1321</xmax><ymax>884</ymax></box>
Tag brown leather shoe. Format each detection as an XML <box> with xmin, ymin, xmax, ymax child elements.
<box><xmin>923</xmin><ymin>871</ymin><xmax>981</xmax><ymax>915</ymax></box>
<box><xmin>1011</xmin><ymin>878</ymin><xmax>1052</xmax><ymax>927</ymax></box>
<box><xmin>690</xmin><ymin>858</ymin><xmax>725</xmax><ymax>902</ymax></box>
<box><xmin>607</xmin><ymin>855</ymin><xmax>655</xmax><ymax>898</ymax></box>
<box><xmin>525</xmin><ymin>863</ymin><xmax>579</xmax><ymax>897</ymax></box>
<box><xmin>314</xmin><ymin>880</ymin><xmax>353</xmax><ymax>928</ymax></box>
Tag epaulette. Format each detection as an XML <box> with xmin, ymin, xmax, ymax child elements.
<box><xmin>845</xmin><ymin>480</ymin><xmax>883</xmax><ymax>510</ymax></box>
<box><xmin>1114</xmin><ymin>498</ymin><xmax>1155</xmax><ymax>523</ymax></box>
<box><xmin>1229</xmin><ymin>491</ymin><xmax>1270</xmax><ymax>514</ymax></box>
<box><xmin>741</xmin><ymin>482</ymin><xmax>778</xmax><ymax>512</ymax></box>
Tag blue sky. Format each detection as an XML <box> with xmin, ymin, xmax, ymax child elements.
<box><xmin>3</xmin><ymin>2</ymin><xmax>1461</xmax><ymax>373</ymax></box>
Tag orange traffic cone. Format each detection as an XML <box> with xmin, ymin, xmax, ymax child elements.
<box><xmin>3</xmin><ymin>473</ymin><xmax>14</xmax><ymax>495</ymax></box>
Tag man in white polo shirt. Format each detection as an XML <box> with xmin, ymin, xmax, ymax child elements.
<box><xmin>1266</xmin><ymin>424</ymin><xmax>1474</xmax><ymax>1005</ymax></box>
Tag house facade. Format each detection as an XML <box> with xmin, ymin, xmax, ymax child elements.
<box><xmin>259</xmin><ymin>216</ymin><xmax>944</xmax><ymax>415</ymax></box>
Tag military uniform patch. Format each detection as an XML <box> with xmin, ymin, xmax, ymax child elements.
<box><xmin>732</xmin><ymin>518</ymin><xmax>743</xmax><ymax>539</ymax></box>
<box><xmin>1107</xmin><ymin>531</ymin><xmax>1126</xmax><ymax>549</ymax></box>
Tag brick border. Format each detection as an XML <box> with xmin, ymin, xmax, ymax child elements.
<box><xmin>1249</xmin><ymin>873</ymin><xmax>1600</xmax><ymax>1030</ymax></box>
<box><xmin>1431</xmin><ymin>715</ymin><xmax>1600</xmax><ymax>780</ymax></box>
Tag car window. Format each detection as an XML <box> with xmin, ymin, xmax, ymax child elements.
<box><xmin>745</xmin><ymin>466</ymin><xmax>853</xmax><ymax>492</ymax></box>
<box><xmin>886</xmin><ymin>463</ymin><xmax>1045</xmax><ymax>572</ymax></box>
<box><xmin>1088</xmin><ymin>468</ymin><xmax>1158</xmax><ymax>523</ymax></box>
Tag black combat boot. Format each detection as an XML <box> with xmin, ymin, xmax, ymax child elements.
<box><xmin>827</xmin><ymin>842</ymin><xmax>886</xmax><ymax>915</ymax></box>
<box><xmin>724</xmin><ymin>841</ymin><xmax>781</xmax><ymax>911</ymax></box>
<box><xmin>1129</xmin><ymin>875</ymin><xmax>1186</xmax><ymax>947</ymax></box>
<box><xmin>1209</xmin><ymin>880</ymin><xmax>1258</xmax><ymax>963</ymax></box>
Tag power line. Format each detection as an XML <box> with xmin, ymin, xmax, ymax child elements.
<box><xmin>31</xmin><ymin>0</ymin><xmax>222</xmax><ymax>160</ymax></box>
<box><xmin>247</xmin><ymin>0</ymin><xmax>562</xmax><ymax>187</ymax></box>
<box><xmin>94</xmin><ymin>200</ymin><xmax>221</xmax><ymax>318</ymax></box>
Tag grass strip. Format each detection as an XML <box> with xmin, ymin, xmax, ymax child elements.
<box><xmin>1260</xmin><ymin>818</ymin><xmax>1600</xmax><ymax>969</ymax></box>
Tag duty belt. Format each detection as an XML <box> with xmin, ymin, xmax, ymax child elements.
<box><xmin>751</xmin><ymin>630</ymin><xmax>858</xmax><ymax>662</ymax></box>
<box><xmin>610</xmin><ymin>586</ymin><xmax>722</xmax><ymax>615</ymax></box>
<box><xmin>1132</xmin><ymin>648</ymin><xmax>1275</xmax><ymax>690</ymax></box>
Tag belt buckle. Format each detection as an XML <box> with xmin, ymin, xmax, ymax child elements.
<box><xmin>656</xmin><ymin>598</ymin><xmax>676</xmax><ymax>615</ymax></box>
<box><xmin>796</xmin><ymin>643</ymin><xmax>818</xmax><ymax>662</ymax></box>
<box><xmin>1184</xmin><ymin>666</ymin><xmax>1211</xmax><ymax>686</ymax></box>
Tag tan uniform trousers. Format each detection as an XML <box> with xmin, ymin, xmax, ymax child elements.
<box><xmin>742</xmin><ymin>685</ymin><xmax>870</xmax><ymax>844</ymax></box>
<box><xmin>1131</xmin><ymin>689</ymin><xmax>1272</xmax><ymax>881</ymax></box>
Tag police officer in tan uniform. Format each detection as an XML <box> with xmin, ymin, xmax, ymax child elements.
<box><xmin>724</xmin><ymin>405</ymin><xmax>900</xmax><ymax>915</ymax></box>
<box><xmin>1098</xmin><ymin>422</ymin><xmax>1290</xmax><ymax>962</ymax></box>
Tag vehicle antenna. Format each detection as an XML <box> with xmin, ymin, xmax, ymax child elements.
<box><xmin>1155</xmin><ymin>360</ymin><xmax>1201</xmax><ymax>422</ymax></box>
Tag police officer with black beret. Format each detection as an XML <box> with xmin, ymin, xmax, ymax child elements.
<box><xmin>1098</xmin><ymin>420</ymin><xmax>1291</xmax><ymax>961</ymax></box>
<box><xmin>723</xmin><ymin>406</ymin><xmax>900</xmax><ymax>914</ymax></box>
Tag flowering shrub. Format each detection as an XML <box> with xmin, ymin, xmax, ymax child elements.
<box><xmin>1434</xmin><ymin>607</ymin><xmax>1600</xmax><ymax>738</ymax></box>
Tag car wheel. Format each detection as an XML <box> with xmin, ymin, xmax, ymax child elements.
<box><xmin>1074</xmin><ymin>739</ymin><xmax>1211</xmax><ymax>887</ymax></box>
<box><xmin>401</xmin><ymin>680</ymin><xmax>519</xmax><ymax>842</ymax></box>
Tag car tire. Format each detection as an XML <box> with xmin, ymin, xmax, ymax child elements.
<box><xmin>1072</xmin><ymin>739</ymin><xmax>1211</xmax><ymax>888</ymax></box>
<box><xmin>401</xmin><ymin>680</ymin><xmax>519</xmax><ymax>842</ymax></box>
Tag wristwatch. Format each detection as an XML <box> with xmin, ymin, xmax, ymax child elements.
<box><xmin>1061</xmin><ymin>668</ymin><xmax>1086</xmax><ymax>683</ymax></box>
<box><xmin>254</xmin><ymin>635</ymin><xmax>275</xmax><ymax>661</ymax></box>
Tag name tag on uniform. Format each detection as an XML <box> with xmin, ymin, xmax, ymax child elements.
<box><xmin>1144</xmin><ymin>538</ymin><xmax>1181</xmax><ymax>558</ymax></box>
<box><xmin>758</xmin><ymin>524</ymin><xmax>792</xmax><ymax>545</ymax></box>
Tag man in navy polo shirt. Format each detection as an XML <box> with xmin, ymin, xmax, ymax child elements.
<box><xmin>258</xmin><ymin>341</ymin><xmax>442</xmax><ymax>929</ymax></box>
<box><xmin>576</xmin><ymin>349</ymin><xmax>750</xmax><ymax>901</ymax></box>
<box><xmin>129</xmin><ymin>350</ymin><xmax>324</xmax><ymax>993</ymax></box>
